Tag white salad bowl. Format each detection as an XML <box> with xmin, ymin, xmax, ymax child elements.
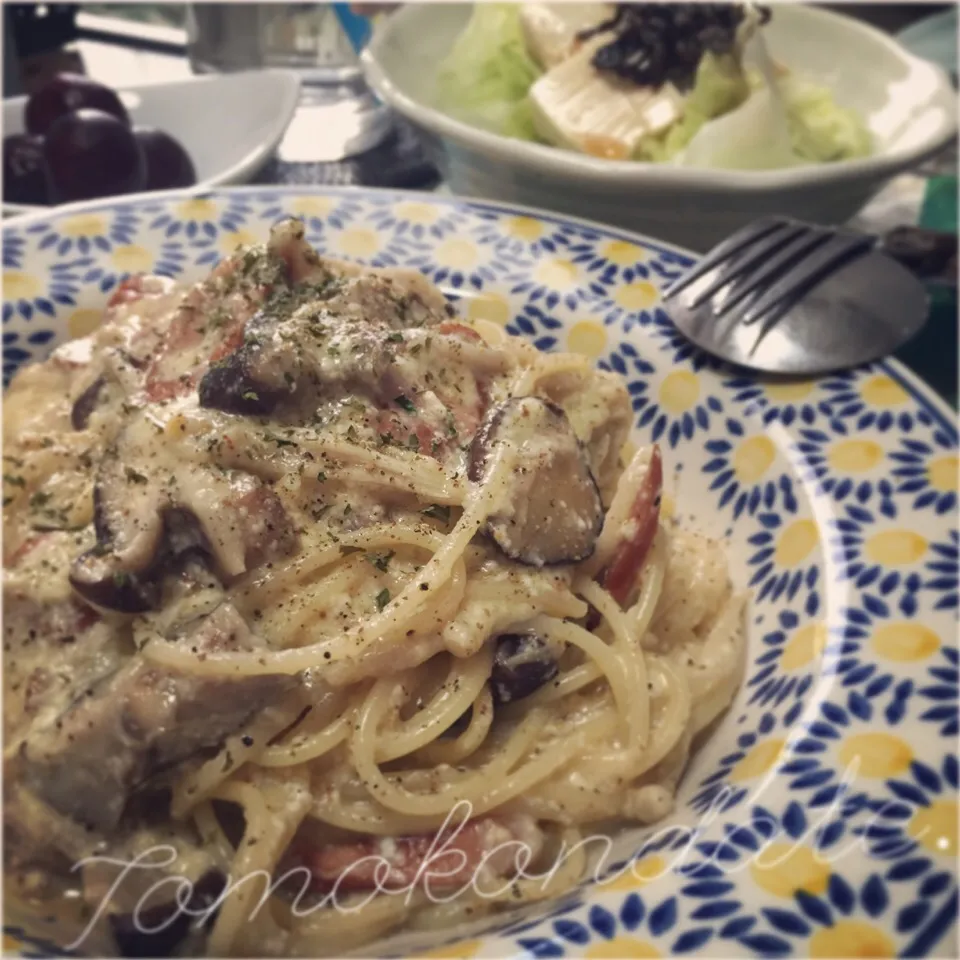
<box><xmin>362</xmin><ymin>4</ymin><xmax>958</xmax><ymax>249</ymax></box>
<box><xmin>2</xmin><ymin>70</ymin><xmax>301</xmax><ymax>218</ymax></box>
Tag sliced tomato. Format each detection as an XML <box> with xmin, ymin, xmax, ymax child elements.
<box><xmin>223</xmin><ymin>484</ymin><xmax>297</xmax><ymax>569</ymax></box>
<box><xmin>438</xmin><ymin>320</ymin><xmax>483</xmax><ymax>344</ymax></box>
<box><xmin>293</xmin><ymin>818</ymin><xmax>515</xmax><ymax>894</ymax></box>
<box><xmin>143</xmin><ymin>295</ymin><xmax>251</xmax><ymax>401</ymax></box>
<box><xmin>208</xmin><ymin>319</ymin><xmax>246</xmax><ymax>365</ymax></box>
<box><xmin>602</xmin><ymin>444</ymin><xmax>663</xmax><ymax>607</ymax></box>
<box><xmin>375</xmin><ymin>410</ymin><xmax>437</xmax><ymax>457</ymax></box>
<box><xmin>107</xmin><ymin>275</ymin><xmax>148</xmax><ymax>309</ymax></box>
<box><xmin>143</xmin><ymin>304</ymin><xmax>208</xmax><ymax>401</ymax></box>
<box><xmin>140</xmin><ymin>247</ymin><xmax>275</xmax><ymax>403</ymax></box>
<box><xmin>7</xmin><ymin>533</ymin><xmax>48</xmax><ymax>567</ymax></box>
<box><xmin>73</xmin><ymin>601</ymin><xmax>100</xmax><ymax>632</ymax></box>
<box><xmin>438</xmin><ymin>377</ymin><xmax>487</xmax><ymax>441</ymax></box>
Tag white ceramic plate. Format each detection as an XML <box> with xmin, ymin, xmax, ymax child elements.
<box><xmin>2</xmin><ymin>70</ymin><xmax>301</xmax><ymax>218</ymax></box>
<box><xmin>362</xmin><ymin>4</ymin><xmax>959</xmax><ymax>249</ymax></box>
<box><xmin>3</xmin><ymin>187</ymin><xmax>958</xmax><ymax>958</ymax></box>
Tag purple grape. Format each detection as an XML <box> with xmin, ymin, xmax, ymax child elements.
<box><xmin>3</xmin><ymin>133</ymin><xmax>49</xmax><ymax>205</ymax></box>
<box><xmin>44</xmin><ymin>109</ymin><xmax>146</xmax><ymax>203</ymax></box>
<box><xmin>26</xmin><ymin>73</ymin><xmax>130</xmax><ymax>136</ymax></box>
<box><xmin>134</xmin><ymin>128</ymin><xmax>196</xmax><ymax>190</ymax></box>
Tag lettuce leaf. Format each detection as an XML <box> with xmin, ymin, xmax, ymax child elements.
<box><xmin>781</xmin><ymin>76</ymin><xmax>873</xmax><ymax>162</ymax></box>
<box><xmin>635</xmin><ymin>51</ymin><xmax>750</xmax><ymax>162</ymax></box>
<box><xmin>673</xmin><ymin>30</ymin><xmax>872</xmax><ymax>169</ymax></box>
<box><xmin>436</xmin><ymin>4</ymin><xmax>543</xmax><ymax>140</ymax></box>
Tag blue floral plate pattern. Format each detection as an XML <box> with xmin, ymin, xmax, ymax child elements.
<box><xmin>3</xmin><ymin>188</ymin><xmax>957</xmax><ymax>960</ymax></box>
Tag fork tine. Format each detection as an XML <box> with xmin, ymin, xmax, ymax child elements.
<box><xmin>740</xmin><ymin>231</ymin><xmax>875</xmax><ymax>325</ymax></box>
<box><xmin>717</xmin><ymin>226</ymin><xmax>832</xmax><ymax>320</ymax></box>
<box><xmin>663</xmin><ymin>218</ymin><xmax>787</xmax><ymax>301</ymax></box>
<box><xmin>689</xmin><ymin>222</ymin><xmax>810</xmax><ymax>310</ymax></box>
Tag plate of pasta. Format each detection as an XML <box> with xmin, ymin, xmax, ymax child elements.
<box><xmin>2</xmin><ymin>188</ymin><xmax>957</xmax><ymax>960</ymax></box>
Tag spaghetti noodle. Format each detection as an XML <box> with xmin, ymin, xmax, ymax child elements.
<box><xmin>3</xmin><ymin>219</ymin><xmax>745</xmax><ymax>956</ymax></box>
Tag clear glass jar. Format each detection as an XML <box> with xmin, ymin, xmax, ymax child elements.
<box><xmin>186</xmin><ymin>3</ymin><xmax>361</xmax><ymax>84</ymax></box>
<box><xmin>185</xmin><ymin>3</ymin><xmax>393</xmax><ymax>162</ymax></box>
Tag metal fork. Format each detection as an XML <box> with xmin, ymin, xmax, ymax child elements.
<box><xmin>663</xmin><ymin>217</ymin><xmax>929</xmax><ymax>375</ymax></box>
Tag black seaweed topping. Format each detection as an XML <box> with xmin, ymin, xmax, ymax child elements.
<box><xmin>581</xmin><ymin>3</ymin><xmax>771</xmax><ymax>91</ymax></box>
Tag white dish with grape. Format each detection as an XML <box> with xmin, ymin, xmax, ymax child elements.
<box><xmin>3</xmin><ymin>70</ymin><xmax>301</xmax><ymax>219</ymax></box>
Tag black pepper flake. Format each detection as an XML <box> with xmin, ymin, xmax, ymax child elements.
<box><xmin>366</xmin><ymin>550</ymin><xmax>394</xmax><ymax>572</ymax></box>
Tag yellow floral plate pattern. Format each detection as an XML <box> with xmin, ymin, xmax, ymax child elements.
<box><xmin>3</xmin><ymin>188</ymin><xmax>957</xmax><ymax>959</ymax></box>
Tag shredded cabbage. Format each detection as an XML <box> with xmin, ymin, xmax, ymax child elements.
<box><xmin>435</xmin><ymin>4</ymin><xmax>544</xmax><ymax>141</ymax></box>
<box><xmin>780</xmin><ymin>76</ymin><xmax>873</xmax><ymax>163</ymax></box>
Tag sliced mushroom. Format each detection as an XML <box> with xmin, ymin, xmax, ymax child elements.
<box><xmin>90</xmin><ymin>449</ymin><xmax>165</xmax><ymax>559</ymax></box>
<box><xmin>196</xmin><ymin>299</ymin><xmax>300</xmax><ymax>415</ymax></box>
<box><xmin>490</xmin><ymin>632</ymin><xmax>559</xmax><ymax>704</ymax></box>
<box><xmin>70</xmin><ymin>375</ymin><xmax>107</xmax><ymax>430</ymax></box>
<box><xmin>440</xmin><ymin>706</ymin><xmax>473</xmax><ymax>739</ymax></box>
<box><xmin>19</xmin><ymin>599</ymin><xmax>292</xmax><ymax>835</ymax></box>
<box><xmin>70</xmin><ymin>450</ymin><xmax>167</xmax><ymax>613</ymax></box>
<box><xmin>198</xmin><ymin>345</ymin><xmax>288</xmax><ymax>416</ymax></box>
<box><xmin>67</xmin><ymin>402</ymin><xmax>299</xmax><ymax>612</ymax></box>
<box><xmin>69</xmin><ymin>551</ymin><xmax>161</xmax><ymax>614</ymax></box>
<box><xmin>110</xmin><ymin>869</ymin><xmax>224</xmax><ymax>958</ymax></box>
<box><xmin>68</xmin><ymin>512</ymin><xmax>206</xmax><ymax>615</ymax></box>
<box><xmin>162</xmin><ymin>507</ymin><xmax>211</xmax><ymax>564</ymax></box>
<box><xmin>71</xmin><ymin>505</ymin><xmax>217</xmax><ymax>615</ymax></box>
<box><xmin>71</xmin><ymin>365</ymin><xmax>135</xmax><ymax>430</ymax></box>
<box><xmin>468</xmin><ymin>397</ymin><xmax>604</xmax><ymax>566</ymax></box>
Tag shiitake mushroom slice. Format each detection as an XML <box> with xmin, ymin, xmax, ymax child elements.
<box><xmin>197</xmin><ymin>345</ymin><xmax>287</xmax><ymax>416</ymax></box>
<box><xmin>70</xmin><ymin>375</ymin><xmax>107</xmax><ymax>430</ymax></box>
<box><xmin>490</xmin><ymin>631</ymin><xmax>559</xmax><ymax>705</ymax></box>
<box><xmin>468</xmin><ymin>397</ymin><xmax>603</xmax><ymax>566</ymax></box>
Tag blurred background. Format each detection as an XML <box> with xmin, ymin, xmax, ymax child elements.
<box><xmin>4</xmin><ymin>3</ymin><xmax>957</xmax><ymax>183</ymax></box>
<box><xmin>4</xmin><ymin>3</ymin><xmax>956</xmax><ymax>178</ymax></box>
